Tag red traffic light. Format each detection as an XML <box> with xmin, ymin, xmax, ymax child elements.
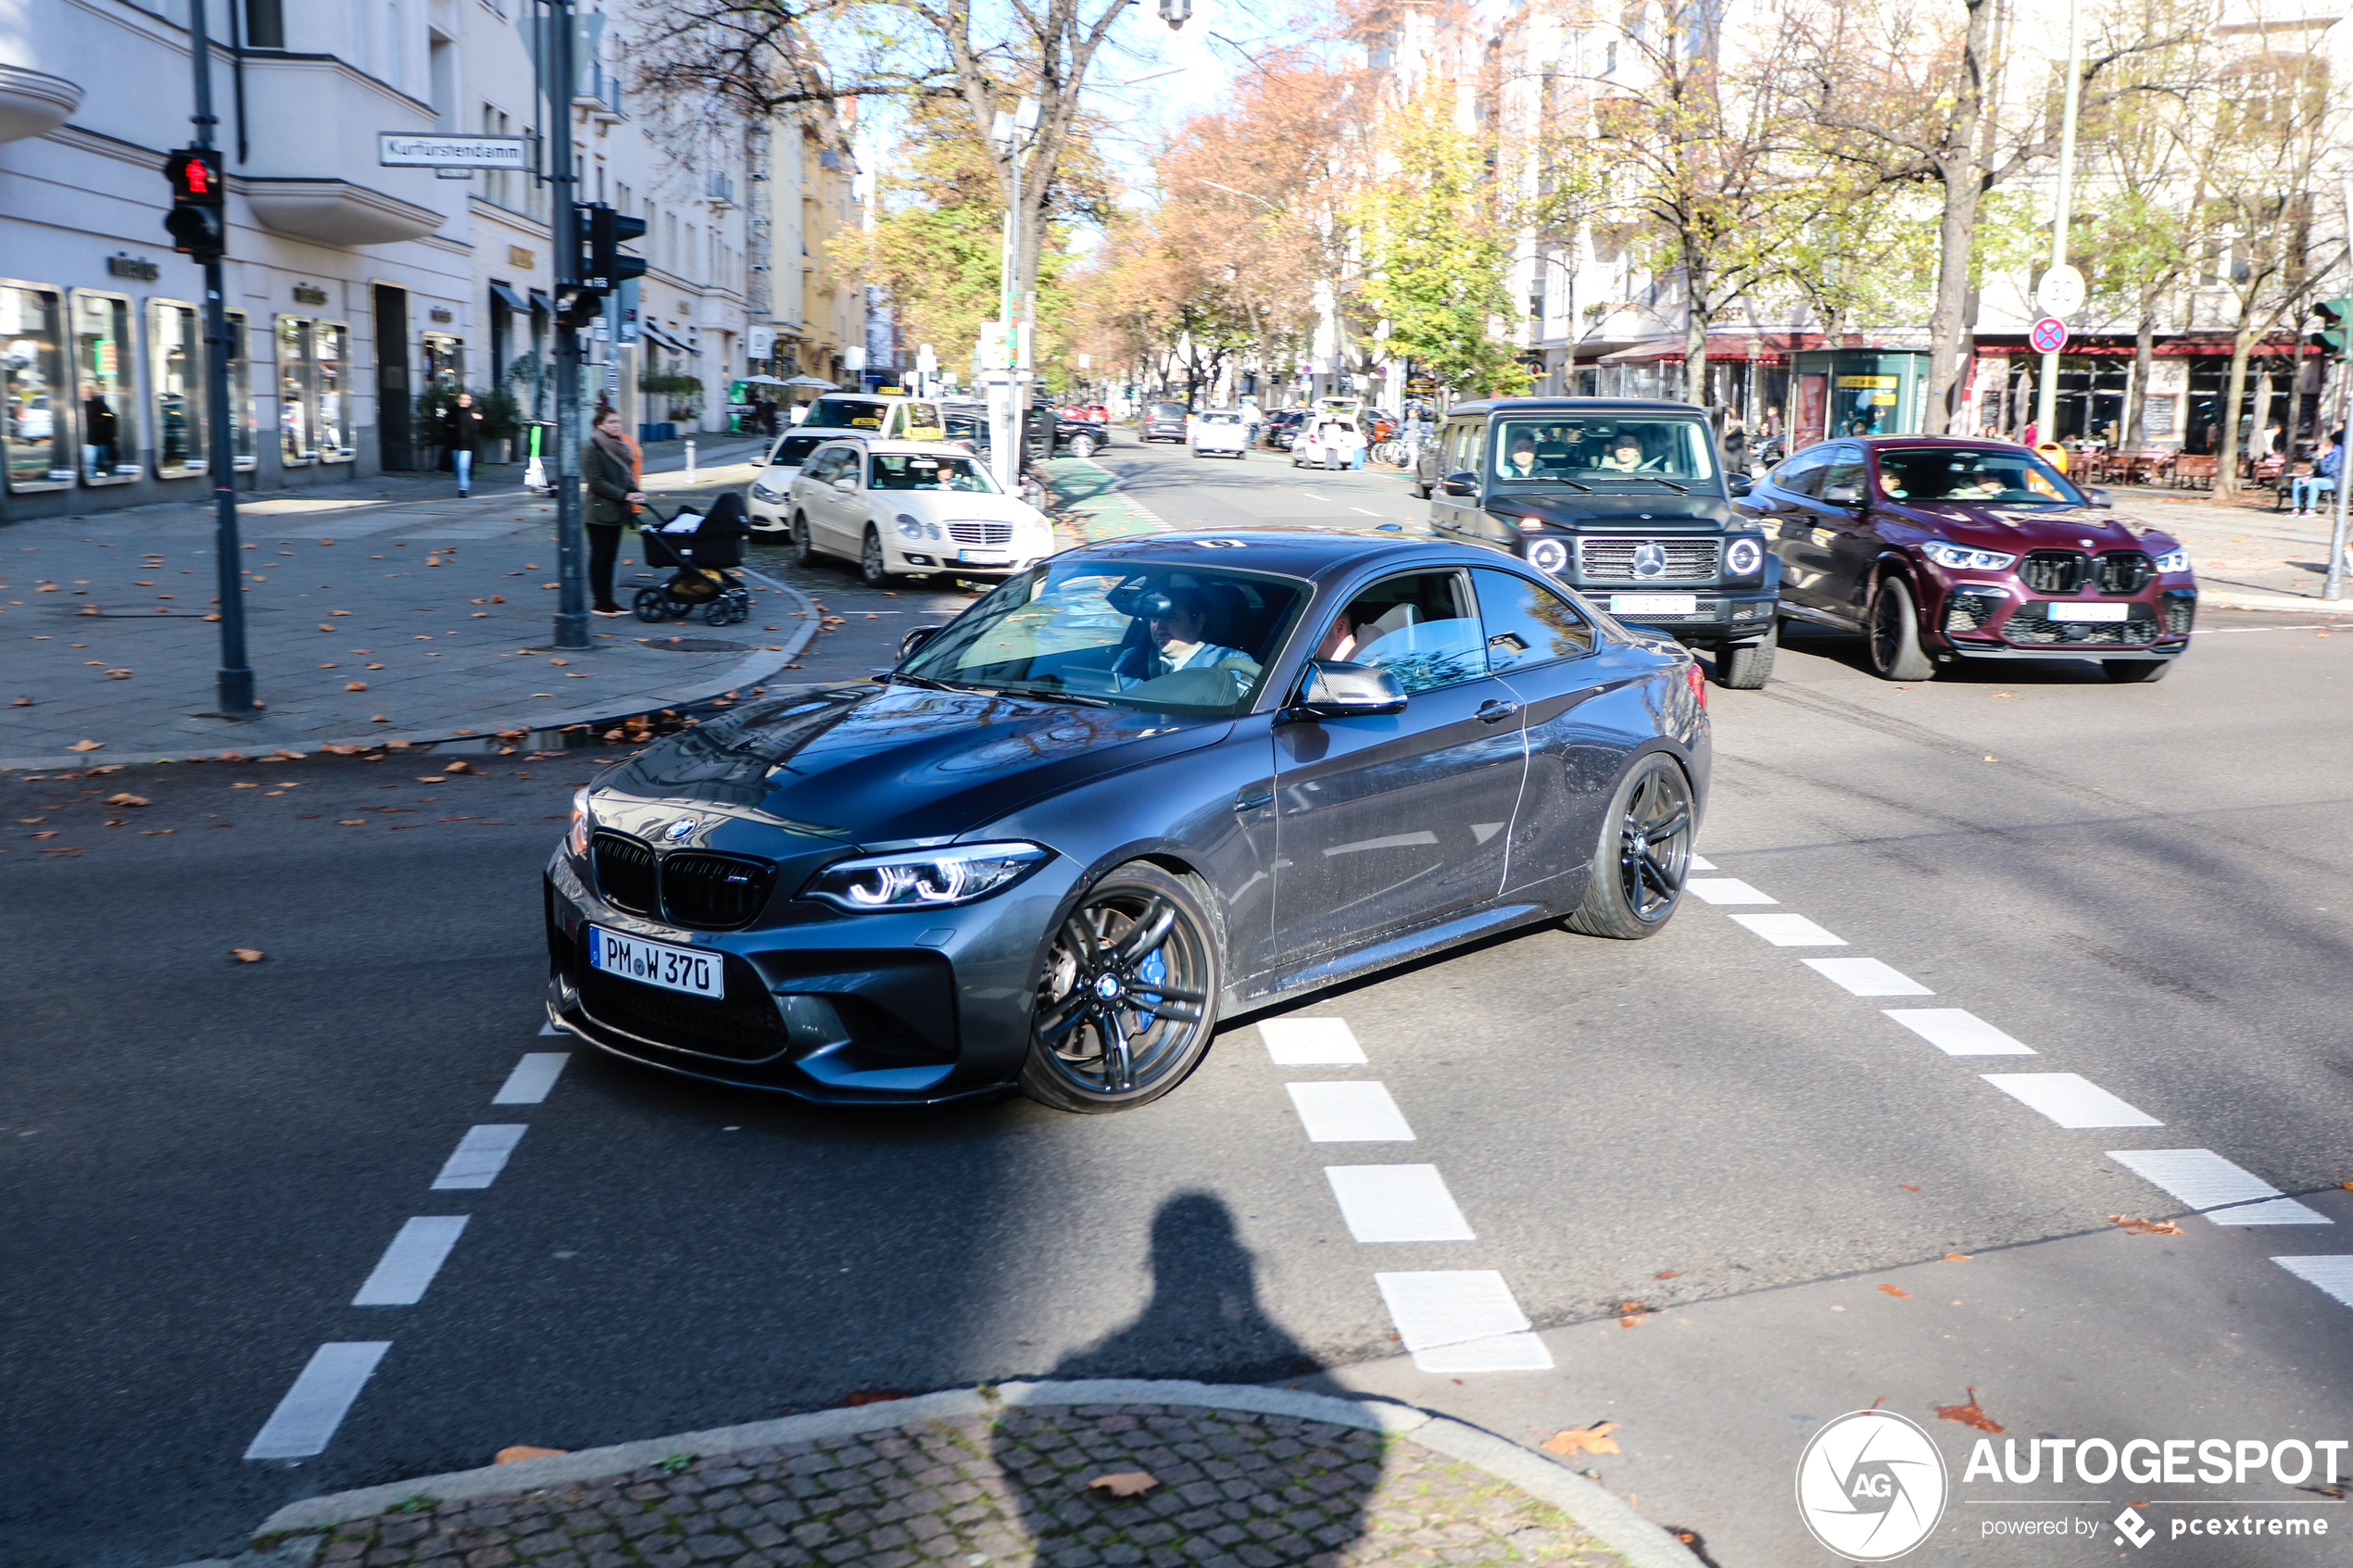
<box><xmin>165</xmin><ymin>147</ymin><xmax>225</xmax><ymax>207</ymax></box>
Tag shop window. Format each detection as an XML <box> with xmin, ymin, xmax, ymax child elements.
<box><xmin>316</xmin><ymin>321</ymin><xmax>353</xmax><ymax>460</ymax></box>
<box><xmin>224</xmin><ymin>309</ymin><xmax>257</xmax><ymax>469</ymax></box>
<box><xmin>2</xmin><ymin>282</ymin><xmax>71</xmax><ymax>491</ymax></box>
<box><xmin>150</xmin><ymin>299</ymin><xmax>207</xmax><ymax>477</ymax></box>
<box><xmin>422</xmin><ymin>332</ymin><xmax>464</xmax><ymax>390</ymax></box>
<box><xmin>277</xmin><ymin>316</ymin><xmax>316</xmax><ymax>464</ymax></box>
<box><xmin>71</xmin><ymin>290</ymin><xmax>141</xmax><ymax>484</ymax></box>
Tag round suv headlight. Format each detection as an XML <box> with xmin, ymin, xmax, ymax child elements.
<box><xmin>1526</xmin><ymin>537</ymin><xmax>1568</xmax><ymax>574</ymax></box>
<box><xmin>804</xmin><ymin>842</ymin><xmax>1051</xmax><ymax>910</ymax></box>
<box><xmin>1726</xmin><ymin>536</ymin><xmax>1763</xmax><ymax>576</ymax></box>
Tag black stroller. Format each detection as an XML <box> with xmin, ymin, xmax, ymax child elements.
<box><xmin>632</xmin><ymin>493</ymin><xmax>754</xmax><ymax>626</ymax></box>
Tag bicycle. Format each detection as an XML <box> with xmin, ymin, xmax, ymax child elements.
<box><xmin>1372</xmin><ymin>439</ymin><xmax>1411</xmax><ymax>468</ymax></box>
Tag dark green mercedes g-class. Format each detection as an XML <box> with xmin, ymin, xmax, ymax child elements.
<box><xmin>1422</xmin><ymin>396</ymin><xmax>1781</xmax><ymax>686</ymax></box>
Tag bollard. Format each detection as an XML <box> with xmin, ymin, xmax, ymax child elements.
<box><xmin>686</xmin><ymin>439</ymin><xmax>698</xmax><ymax>485</ymax></box>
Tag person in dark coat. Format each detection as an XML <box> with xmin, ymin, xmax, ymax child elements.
<box><xmin>441</xmin><ymin>391</ymin><xmax>484</xmax><ymax>496</ymax></box>
<box><xmin>82</xmin><ymin>382</ymin><xmax>119</xmax><ymax>479</ymax></box>
<box><xmin>583</xmin><ymin>408</ymin><xmax>645</xmax><ymax>615</ymax></box>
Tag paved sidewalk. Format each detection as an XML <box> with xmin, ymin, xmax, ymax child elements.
<box><xmin>209</xmin><ymin>1385</ymin><xmax>1689</xmax><ymax>1568</ymax></box>
<box><xmin>0</xmin><ymin>437</ymin><xmax>798</xmax><ymax>770</ymax></box>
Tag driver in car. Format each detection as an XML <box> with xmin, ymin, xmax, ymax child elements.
<box><xmin>1114</xmin><ymin>586</ymin><xmax>1256</xmax><ymax>687</ymax></box>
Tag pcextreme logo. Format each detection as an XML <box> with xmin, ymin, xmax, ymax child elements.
<box><xmin>1796</xmin><ymin>1410</ymin><xmax>1949</xmax><ymax>1561</ymax></box>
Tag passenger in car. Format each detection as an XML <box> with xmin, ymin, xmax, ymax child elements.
<box><xmin>1597</xmin><ymin>433</ymin><xmax>1653</xmax><ymax>472</ymax></box>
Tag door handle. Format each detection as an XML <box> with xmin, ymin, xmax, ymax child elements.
<box><xmin>1475</xmin><ymin>698</ymin><xmax>1521</xmax><ymax>724</ymax></box>
<box><xmin>1234</xmin><ymin>784</ymin><xmax>1274</xmax><ymax>812</ymax></box>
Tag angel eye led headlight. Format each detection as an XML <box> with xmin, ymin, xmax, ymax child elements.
<box><xmin>2154</xmin><ymin>547</ymin><xmax>2190</xmax><ymax>573</ymax></box>
<box><xmin>1920</xmin><ymin>540</ymin><xmax>2019</xmax><ymax>571</ymax></box>
<box><xmin>804</xmin><ymin>842</ymin><xmax>1051</xmax><ymax>910</ymax></box>
<box><xmin>1725</xmin><ymin>536</ymin><xmax>1764</xmax><ymax>576</ymax></box>
<box><xmin>1526</xmin><ymin>537</ymin><xmax>1568</xmax><ymax>574</ymax></box>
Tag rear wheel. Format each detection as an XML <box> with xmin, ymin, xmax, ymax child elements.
<box><xmin>2103</xmin><ymin>658</ymin><xmax>2171</xmax><ymax>683</ymax></box>
<box><xmin>1067</xmin><ymin>433</ymin><xmax>1098</xmax><ymax>458</ymax></box>
<box><xmin>786</xmin><ymin>513</ymin><xmax>823</xmax><ymax>569</ymax></box>
<box><xmin>1714</xmin><ymin>623</ymin><xmax>1777</xmax><ymax>688</ymax></box>
<box><xmin>1868</xmin><ymin>576</ymin><xmax>1936</xmax><ymax>682</ymax></box>
<box><xmin>1018</xmin><ymin>861</ymin><xmax>1222</xmax><ymax>1112</ymax></box>
<box><xmin>1566</xmin><ymin>754</ymin><xmax>1694</xmax><ymax>940</ymax></box>
<box><xmin>860</xmin><ymin>527</ymin><xmax>894</xmax><ymax>587</ymax></box>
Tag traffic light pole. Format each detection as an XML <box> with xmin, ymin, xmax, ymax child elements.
<box><xmin>547</xmin><ymin>0</ymin><xmax>590</xmax><ymax>650</ymax></box>
<box><xmin>2328</xmin><ymin>182</ymin><xmax>2351</xmax><ymax>604</ymax></box>
<box><xmin>186</xmin><ymin>0</ymin><xmax>257</xmax><ymax>715</ymax></box>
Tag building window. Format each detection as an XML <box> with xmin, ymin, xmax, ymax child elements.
<box><xmin>316</xmin><ymin>321</ymin><xmax>353</xmax><ymax>460</ymax></box>
<box><xmin>70</xmin><ymin>289</ymin><xmax>141</xmax><ymax>484</ymax></box>
<box><xmin>278</xmin><ymin>316</ymin><xmax>317</xmax><ymax>465</ymax></box>
<box><xmin>422</xmin><ymin>332</ymin><xmax>464</xmax><ymax>390</ymax></box>
<box><xmin>1</xmin><ymin>281</ymin><xmax>71</xmax><ymax>491</ymax></box>
<box><xmin>150</xmin><ymin>299</ymin><xmax>207</xmax><ymax>478</ymax></box>
<box><xmin>244</xmin><ymin>0</ymin><xmax>284</xmax><ymax>48</ymax></box>
<box><xmin>224</xmin><ymin>309</ymin><xmax>257</xmax><ymax>469</ymax></box>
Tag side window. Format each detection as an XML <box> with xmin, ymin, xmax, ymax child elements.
<box><xmin>798</xmin><ymin>449</ymin><xmax>835</xmax><ymax>483</ymax></box>
<box><xmin>1472</xmin><ymin>569</ymin><xmax>1595</xmax><ymax>671</ymax></box>
<box><xmin>1772</xmin><ymin>445</ymin><xmax>1832</xmax><ymax>496</ymax></box>
<box><xmin>1818</xmin><ymin>445</ymin><xmax>1867</xmax><ymax>507</ymax></box>
<box><xmin>1318</xmin><ymin>571</ymin><xmax>1488</xmax><ymax>694</ymax></box>
<box><xmin>1445</xmin><ymin>420</ymin><xmax>1483</xmax><ymax>477</ymax></box>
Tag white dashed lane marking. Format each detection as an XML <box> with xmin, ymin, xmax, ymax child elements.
<box><xmin>1259</xmin><ymin>1018</ymin><xmax>1366</xmax><ymax>1065</ymax></box>
<box><xmin>1285</xmin><ymin>1082</ymin><xmax>1416</xmax><ymax>1142</ymax></box>
<box><xmin>1982</xmin><ymin>1073</ymin><xmax>2162</xmax><ymax>1129</ymax></box>
<box><xmin>1324</xmin><ymin>1165</ymin><xmax>1477</xmax><ymax>1242</ymax></box>
<box><xmin>2109</xmin><ymin>1149</ymin><xmax>2332</xmax><ymax>1225</ymax></box>
<box><xmin>1881</xmin><ymin>1009</ymin><xmax>2036</xmax><ymax>1056</ymax></box>
<box><xmin>1688</xmin><ymin>879</ymin><xmax>1778</xmax><ymax>906</ymax></box>
<box><xmin>493</xmin><ymin>1052</ymin><xmax>573</xmax><ymax>1105</ymax></box>
<box><xmin>1374</xmin><ymin>1271</ymin><xmax>1554</xmax><ymax>1371</ymax></box>
<box><xmin>351</xmin><ymin>1217</ymin><xmax>472</xmax><ymax>1305</ymax></box>
<box><xmin>1802</xmin><ymin>957</ymin><xmax>1933</xmax><ymax>996</ymax></box>
<box><xmin>1688</xmin><ymin>855</ymin><xmax>1717</xmax><ymax>872</ymax></box>
<box><xmin>243</xmin><ymin>1342</ymin><xmax>392</xmax><ymax>1460</ymax></box>
<box><xmin>1730</xmin><ymin>913</ymin><xmax>1847</xmax><ymax>947</ymax></box>
<box><xmin>2275</xmin><ymin>1257</ymin><xmax>2353</xmax><ymax>1307</ymax></box>
<box><xmin>430</xmin><ymin>1124</ymin><xmax>529</xmax><ymax>1190</ymax></box>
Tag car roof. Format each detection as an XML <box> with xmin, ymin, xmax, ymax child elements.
<box><xmin>812</xmin><ymin>438</ymin><xmax>979</xmax><ymax>458</ymax></box>
<box><xmin>1449</xmin><ymin>396</ymin><xmax>1708</xmax><ymax>418</ymax></box>
<box><xmin>1842</xmin><ymin>435</ymin><xmax>2031</xmax><ymax>451</ymax></box>
<box><xmin>1064</xmin><ymin>529</ymin><xmax>1496</xmax><ymax>585</ymax></box>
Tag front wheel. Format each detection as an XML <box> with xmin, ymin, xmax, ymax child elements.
<box><xmin>2103</xmin><ymin>658</ymin><xmax>2171</xmax><ymax>683</ymax></box>
<box><xmin>1868</xmin><ymin>576</ymin><xmax>1936</xmax><ymax>682</ymax></box>
<box><xmin>860</xmin><ymin>527</ymin><xmax>894</xmax><ymax>587</ymax></box>
<box><xmin>1566</xmin><ymin>754</ymin><xmax>1694</xmax><ymax>940</ymax></box>
<box><xmin>1067</xmin><ymin>434</ymin><xmax>1098</xmax><ymax>458</ymax></box>
<box><xmin>1714</xmin><ymin>623</ymin><xmax>1777</xmax><ymax>688</ymax></box>
<box><xmin>1018</xmin><ymin>861</ymin><xmax>1222</xmax><ymax>1112</ymax></box>
<box><xmin>631</xmin><ymin>585</ymin><xmax>671</xmax><ymax>623</ymax></box>
<box><xmin>786</xmin><ymin>514</ymin><xmax>823</xmax><ymax>569</ymax></box>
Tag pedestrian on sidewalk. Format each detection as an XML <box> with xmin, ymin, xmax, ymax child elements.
<box><xmin>2292</xmin><ymin>432</ymin><xmax>2341</xmax><ymax>515</ymax></box>
<box><xmin>585</xmin><ymin>408</ymin><xmax>646</xmax><ymax>617</ymax></box>
<box><xmin>441</xmin><ymin>392</ymin><xmax>484</xmax><ymax>497</ymax></box>
<box><xmin>81</xmin><ymin>381</ymin><xmax>119</xmax><ymax>480</ymax></box>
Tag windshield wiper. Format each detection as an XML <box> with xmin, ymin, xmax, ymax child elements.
<box><xmin>1595</xmin><ymin>475</ymin><xmax>1692</xmax><ymax>494</ymax></box>
<box><xmin>879</xmin><ymin>671</ymin><xmax>963</xmax><ymax>692</ymax></box>
<box><xmin>979</xmin><ymin>682</ymin><xmax>1114</xmax><ymax>707</ymax></box>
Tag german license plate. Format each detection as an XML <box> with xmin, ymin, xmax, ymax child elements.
<box><xmin>1611</xmin><ymin>594</ymin><xmax>1697</xmax><ymax>615</ymax></box>
<box><xmin>587</xmin><ymin>926</ymin><xmax>723</xmax><ymax>998</ymax></box>
<box><xmin>958</xmin><ymin>547</ymin><xmax>1011</xmax><ymax>565</ymax></box>
<box><xmin>2048</xmin><ymin>602</ymin><xmax>2130</xmax><ymax>622</ymax></box>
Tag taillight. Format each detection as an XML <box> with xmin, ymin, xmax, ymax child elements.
<box><xmin>1685</xmin><ymin>661</ymin><xmax>1707</xmax><ymax>709</ymax></box>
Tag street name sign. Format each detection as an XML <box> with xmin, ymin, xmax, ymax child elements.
<box><xmin>379</xmin><ymin>133</ymin><xmax>528</xmax><ymax>169</ymax></box>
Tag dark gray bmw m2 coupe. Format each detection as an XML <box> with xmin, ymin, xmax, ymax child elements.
<box><xmin>546</xmin><ymin>532</ymin><xmax>1710</xmax><ymax>1110</ymax></box>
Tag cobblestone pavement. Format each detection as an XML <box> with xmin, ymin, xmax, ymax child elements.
<box><xmin>293</xmin><ymin>1406</ymin><xmax>1629</xmax><ymax>1568</ymax></box>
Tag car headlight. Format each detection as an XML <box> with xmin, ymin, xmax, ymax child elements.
<box><xmin>751</xmin><ymin>481</ymin><xmax>785</xmax><ymax>503</ymax></box>
<box><xmin>1526</xmin><ymin>537</ymin><xmax>1568</xmax><ymax>574</ymax></box>
<box><xmin>566</xmin><ymin>785</ymin><xmax>593</xmax><ymax>857</ymax></box>
<box><xmin>896</xmin><ymin>512</ymin><xmax>927</xmax><ymax>540</ymax></box>
<box><xmin>1920</xmin><ymin>540</ymin><xmax>2018</xmax><ymax>571</ymax></box>
<box><xmin>2154</xmin><ymin>547</ymin><xmax>2191</xmax><ymax>573</ymax></box>
<box><xmin>1725</xmin><ymin>536</ymin><xmax>1764</xmax><ymax>576</ymax></box>
<box><xmin>804</xmin><ymin>842</ymin><xmax>1051</xmax><ymax>910</ymax></box>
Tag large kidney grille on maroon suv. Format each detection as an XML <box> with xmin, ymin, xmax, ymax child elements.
<box><xmin>1746</xmin><ymin>436</ymin><xmax>2196</xmax><ymax>684</ymax></box>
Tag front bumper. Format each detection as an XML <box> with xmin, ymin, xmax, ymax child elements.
<box><xmin>544</xmin><ymin>850</ymin><xmax>1081</xmax><ymax>1104</ymax></box>
<box><xmin>1581</xmin><ymin>587</ymin><xmax>1780</xmax><ymax>644</ymax></box>
<box><xmin>1933</xmin><ymin>583</ymin><xmax>2196</xmax><ymax>660</ymax></box>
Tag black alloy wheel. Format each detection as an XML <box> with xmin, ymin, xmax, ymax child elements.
<box><xmin>1019</xmin><ymin>861</ymin><xmax>1222</xmax><ymax>1112</ymax></box>
<box><xmin>631</xmin><ymin>585</ymin><xmax>672</xmax><ymax>623</ymax></box>
<box><xmin>1868</xmin><ymin>575</ymin><xmax>1937</xmax><ymax>682</ymax></box>
<box><xmin>786</xmin><ymin>513</ymin><xmax>823</xmax><ymax>569</ymax></box>
<box><xmin>2103</xmin><ymin>658</ymin><xmax>2171</xmax><ymax>683</ymax></box>
<box><xmin>860</xmin><ymin>527</ymin><xmax>894</xmax><ymax>587</ymax></box>
<box><xmin>1567</xmin><ymin>753</ymin><xmax>1694</xmax><ymax>939</ymax></box>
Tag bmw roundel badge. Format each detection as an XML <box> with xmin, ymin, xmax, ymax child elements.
<box><xmin>665</xmin><ymin>817</ymin><xmax>698</xmax><ymax>842</ymax></box>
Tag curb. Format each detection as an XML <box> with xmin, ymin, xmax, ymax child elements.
<box><xmin>240</xmin><ymin>1378</ymin><xmax>1694</xmax><ymax>1568</ymax></box>
<box><xmin>0</xmin><ymin>577</ymin><xmax>821</xmax><ymax>773</ymax></box>
<box><xmin>2203</xmin><ymin>592</ymin><xmax>2353</xmax><ymax>615</ymax></box>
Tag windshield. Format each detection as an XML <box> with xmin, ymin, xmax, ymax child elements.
<box><xmin>900</xmin><ymin>561</ymin><xmax>1308</xmax><ymax>716</ymax></box>
<box><xmin>1491</xmin><ymin>416</ymin><xmax>1718</xmax><ymax>484</ymax></box>
<box><xmin>1147</xmin><ymin>403</ymin><xmax>1187</xmax><ymax>419</ymax></box>
<box><xmin>801</xmin><ymin>396</ymin><xmax>889</xmax><ymax>432</ymax></box>
<box><xmin>1199</xmin><ymin>411</ymin><xmax>1243</xmax><ymax>424</ymax></box>
<box><xmin>1876</xmin><ymin>445</ymin><xmax>2086</xmax><ymax>507</ymax></box>
<box><xmin>769</xmin><ymin>434</ymin><xmax>825</xmax><ymax>467</ymax></box>
<box><xmin>868</xmin><ymin>452</ymin><xmax>998</xmax><ymax>493</ymax></box>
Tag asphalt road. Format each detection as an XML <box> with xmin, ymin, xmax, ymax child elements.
<box><xmin>6</xmin><ymin>435</ymin><xmax>2352</xmax><ymax>1567</ymax></box>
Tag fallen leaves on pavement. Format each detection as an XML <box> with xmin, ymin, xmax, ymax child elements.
<box><xmin>66</xmin><ymin>740</ymin><xmax>104</xmax><ymax>752</ymax></box>
<box><xmin>1084</xmin><ymin>1472</ymin><xmax>1159</xmax><ymax>1498</ymax></box>
<box><xmin>1879</xmin><ymin>1284</ymin><xmax>1911</xmax><ymax>1298</ymax></box>
<box><xmin>842</xmin><ymin>1390</ymin><xmax>909</xmax><ymax>1407</ymax></box>
<box><xmin>1935</xmin><ymin>1388</ymin><xmax>2003</xmax><ymax>1433</ymax></box>
<box><xmin>1653</xmin><ymin>1270</ymin><xmax>1680</xmax><ymax>1280</ymax></box>
<box><xmin>1541</xmin><ymin>1423</ymin><xmax>1620</xmax><ymax>1458</ymax></box>
<box><xmin>104</xmin><ymin>793</ymin><xmax>149</xmax><ymax>808</ymax></box>
<box><xmin>2109</xmin><ymin>1214</ymin><xmax>2184</xmax><ymax>1236</ymax></box>
<box><xmin>494</xmin><ymin>1446</ymin><xmax>568</xmax><ymax>1464</ymax></box>
<box><xmin>229</xmin><ymin>948</ymin><xmax>265</xmax><ymax>963</ymax></box>
<box><xmin>1944</xmin><ymin>1252</ymin><xmax>1972</xmax><ymax>1261</ymax></box>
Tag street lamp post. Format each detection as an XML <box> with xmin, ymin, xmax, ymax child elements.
<box><xmin>988</xmin><ymin>98</ymin><xmax>1039</xmax><ymax>492</ymax></box>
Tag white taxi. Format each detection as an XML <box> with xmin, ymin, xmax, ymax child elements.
<box><xmin>784</xmin><ymin>439</ymin><xmax>1058</xmax><ymax>586</ymax></box>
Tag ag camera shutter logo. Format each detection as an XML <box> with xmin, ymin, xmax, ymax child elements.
<box><xmin>1795</xmin><ymin>1410</ymin><xmax>1948</xmax><ymax>1561</ymax></box>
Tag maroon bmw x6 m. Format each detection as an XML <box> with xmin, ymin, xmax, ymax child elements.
<box><xmin>1742</xmin><ymin>436</ymin><xmax>2196</xmax><ymax>683</ymax></box>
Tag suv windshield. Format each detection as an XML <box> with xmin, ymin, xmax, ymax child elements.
<box><xmin>768</xmin><ymin>434</ymin><xmax>826</xmax><ymax>467</ymax></box>
<box><xmin>800</xmin><ymin>396</ymin><xmax>889</xmax><ymax>431</ymax></box>
<box><xmin>1877</xmin><ymin>445</ymin><xmax>2086</xmax><ymax>507</ymax></box>
<box><xmin>900</xmin><ymin>561</ymin><xmax>1307</xmax><ymax>715</ymax></box>
<box><xmin>868</xmin><ymin>452</ymin><xmax>997</xmax><ymax>493</ymax></box>
<box><xmin>1491</xmin><ymin>416</ymin><xmax>1718</xmax><ymax>484</ymax></box>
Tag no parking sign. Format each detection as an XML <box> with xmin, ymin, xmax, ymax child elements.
<box><xmin>2031</xmin><ymin>317</ymin><xmax>2070</xmax><ymax>354</ymax></box>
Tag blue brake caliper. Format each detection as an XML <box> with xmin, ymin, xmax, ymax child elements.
<box><xmin>1134</xmin><ymin>947</ymin><xmax>1166</xmax><ymax>1022</ymax></box>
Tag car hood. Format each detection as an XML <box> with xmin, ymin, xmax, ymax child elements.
<box><xmin>889</xmin><ymin>491</ymin><xmax>1043</xmax><ymax>523</ymax></box>
<box><xmin>589</xmin><ymin>684</ymin><xmax>1232</xmax><ymax>850</ymax></box>
<box><xmin>1491</xmin><ymin>493</ymin><xmax>1733</xmax><ymax>531</ymax></box>
<box><xmin>1894</xmin><ymin>502</ymin><xmax>2179</xmax><ymax>553</ymax></box>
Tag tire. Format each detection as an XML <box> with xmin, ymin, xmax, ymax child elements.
<box><xmin>1018</xmin><ymin>860</ymin><xmax>1223</xmax><ymax>1112</ymax></box>
<box><xmin>631</xmin><ymin>586</ymin><xmax>672</xmax><ymax>623</ymax></box>
<box><xmin>786</xmin><ymin>513</ymin><xmax>823</xmax><ymax>569</ymax></box>
<box><xmin>1714</xmin><ymin>622</ymin><xmax>1777</xmax><ymax>688</ymax></box>
<box><xmin>1067</xmin><ymin>434</ymin><xmax>1097</xmax><ymax>458</ymax></box>
<box><xmin>1566</xmin><ymin>753</ymin><xmax>1695</xmax><ymax>940</ymax></box>
<box><xmin>1868</xmin><ymin>575</ymin><xmax>1936</xmax><ymax>682</ymax></box>
<box><xmin>860</xmin><ymin>527</ymin><xmax>894</xmax><ymax>588</ymax></box>
<box><xmin>2103</xmin><ymin>658</ymin><xmax>2171</xmax><ymax>683</ymax></box>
